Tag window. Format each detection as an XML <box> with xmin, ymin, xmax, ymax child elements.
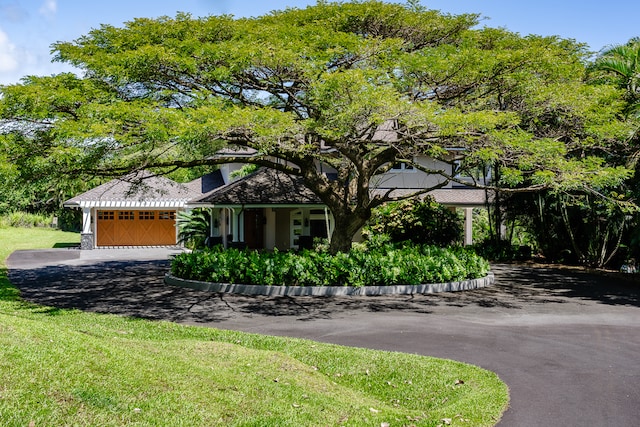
<box><xmin>98</xmin><ymin>211</ymin><xmax>114</xmax><ymax>220</ymax></box>
<box><xmin>118</xmin><ymin>211</ymin><xmax>135</xmax><ymax>220</ymax></box>
<box><xmin>138</xmin><ymin>211</ymin><xmax>155</xmax><ymax>220</ymax></box>
<box><xmin>391</xmin><ymin>162</ymin><xmax>414</xmax><ymax>171</ymax></box>
<box><xmin>453</xmin><ymin>159</ymin><xmax>491</xmax><ymax>183</ymax></box>
<box><xmin>159</xmin><ymin>211</ymin><xmax>176</xmax><ymax>220</ymax></box>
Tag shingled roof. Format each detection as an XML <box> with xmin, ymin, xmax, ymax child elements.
<box><xmin>189</xmin><ymin>167</ymin><xmax>323</xmax><ymax>206</ymax></box>
<box><xmin>372</xmin><ymin>187</ymin><xmax>489</xmax><ymax>207</ymax></box>
<box><xmin>64</xmin><ymin>171</ymin><xmax>200</xmax><ymax>208</ymax></box>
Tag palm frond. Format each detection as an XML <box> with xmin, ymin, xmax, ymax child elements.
<box><xmin>177</xmin><ymin>209</ymin><xmax>211</xmax><ymax>248</ymax></box>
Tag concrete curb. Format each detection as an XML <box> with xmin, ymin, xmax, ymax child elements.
<box><xmin>164</xmin><ymin>271</ymin><xmax>495</xmax><ymax>296</ymax></box>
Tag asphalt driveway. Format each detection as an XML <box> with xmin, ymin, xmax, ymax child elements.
<box><xmin>6</xmin><ymin>248</ymin><xmax>640</xmax><ymax>426</ymax></box>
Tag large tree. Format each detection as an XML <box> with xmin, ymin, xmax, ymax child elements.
<box><xmin>0</xmin><ymin>1</ymin><xmax>634</xmax><ymax>253</ymax></box>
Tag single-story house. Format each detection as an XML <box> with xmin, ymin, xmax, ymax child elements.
<box><xmin>187</xmin><ymin>167</ymin><xmax>331</xmax><ymax>250</ymax></box>
<box><xmin>65</xmin><ymin>163</ymin><xmax>488</xmax><ymax>250</ymax></box>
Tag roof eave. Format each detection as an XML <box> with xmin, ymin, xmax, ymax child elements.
<box><xmin>186</xmin><ymin>203</ymin><xmax>327</xmax><ymax>209</ymax></box>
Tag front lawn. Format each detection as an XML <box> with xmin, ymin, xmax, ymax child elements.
<box><xmin>0</xmin><ymin>227</ymin><xmax>508</xmax><ymax>426</ymax></box>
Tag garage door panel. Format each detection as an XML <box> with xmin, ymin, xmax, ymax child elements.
<box><xmin>136</xmin><ymin>211</ymin><xmax>157</xmax><ymax>246</ymax></box>
<box><xmin>155</xmin><ymin>211</ymin><xmax>178</xmax><ymax>245</ymax></box>
<box><xmin>96</xmin><ymin>211</ymin><xmax>116</xmax><ymax>246</ymax></box>
<box><xmin>116</xmin><ymin>211</ymin><xmax>137</xmax><ymax>246</ymax></box>
<box><xmin>96</xmin><ymin>210</ymin><xmax>177</xmax><ymax>247</ymax></box>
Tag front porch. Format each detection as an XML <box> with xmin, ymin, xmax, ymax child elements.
<box><xmin>200</xmin><ymin>206</ymin><xmax>334</xmax><ymax>251</ymax></box>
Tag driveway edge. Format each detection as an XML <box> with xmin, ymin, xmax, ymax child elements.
<box><xmin>164</xmin><ymin>271</ymin><xmax>495</xmax><ymax>296</ymax></box>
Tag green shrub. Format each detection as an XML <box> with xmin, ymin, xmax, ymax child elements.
<box><xmin>473</xmin><ymin>239</ymin><xmax>533</xmax><ymax>262</ymax></box>
<box><xmin>171</xmin><ymin>244</ymin><xmax>490</xmax><ymax>287</ymax></box>
<box><xmin>364</xmin><ymin>197</ymin><xmax>463</xmax><ymax>247</ymax></box>
<box><xmin>177</xmin><ymin>209</ymin><xmax>211</xmax><ymax>249</ymax></box>
<box><xmin>0</xmin><ymin>211</ymin><xmax>55</xmax><ymax>228</ymax></box>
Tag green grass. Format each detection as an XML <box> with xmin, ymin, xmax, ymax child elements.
<box><xmin>0</xmin><ymin>227</ymin><xmax>509</xmax><ymax>426</ymax></box>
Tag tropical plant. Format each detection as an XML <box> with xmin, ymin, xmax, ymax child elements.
<box><xmin>590</xmin><ymin>37</ymin><xmax>640</xmax><ymax>117</ymax></box>
<box><xmin>170</xmin><ymin>244</ymin><xmax>490</xmax><ymax>287</ymax></box>
<box><xmin>502</xmin><ymin>190</ymin><xmax>634</xmax><ymax>267</ymax></box>
<box><xmin>177</xmin><ymin>209</ymin><xmax>210</xmax><ymax>249</ymax></box>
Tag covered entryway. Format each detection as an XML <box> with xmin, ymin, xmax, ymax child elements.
<box><xmin>96</xmin><ymin>210</ymin><xmax>178</xmax><ymax>247</ymax></box>
<box><xmin>187</xmin><ymin>168</ymin><xmax>331</xmax><ymax>251</ymax></box>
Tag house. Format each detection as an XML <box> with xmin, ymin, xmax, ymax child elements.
<box><xmin>64</xmin><ymin>152</ymin><xmax>488</xmax><ymax>250</ymax></box>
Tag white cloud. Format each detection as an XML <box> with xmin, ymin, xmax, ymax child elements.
<box><xmin>0</xmin><ymin>28</ymin><xmax>18</xmax><ymax>73</ymax></box>
<box><xmin>38</xmin><ymin>0</ymin><xmax>57</xmax><ymax>19</ymax></box>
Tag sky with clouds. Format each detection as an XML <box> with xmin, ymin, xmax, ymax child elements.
<box><xmin>1</xmin><ymin>0</ymin><xmax>639</xmax><ymax>86</ymax></box>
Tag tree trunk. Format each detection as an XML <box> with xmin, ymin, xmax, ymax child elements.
<box><xmin>328</xmin><ymin>209</ymin><xmax>370</xmax><ymax>254</ymax></box>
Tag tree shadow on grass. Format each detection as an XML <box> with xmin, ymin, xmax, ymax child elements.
<box><xmin>0</xmin><ymin>268</ymin><xmax>21</xmax><ymax>302</ymax></box>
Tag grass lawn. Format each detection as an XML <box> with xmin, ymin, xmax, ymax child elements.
<box><xmin>0</xmin><ymin>227</ymin><xmax>509</xmax><ymax>426</ymax></box>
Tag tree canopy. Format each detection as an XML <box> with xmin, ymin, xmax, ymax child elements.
<box><xmin>0</xmin><ymin>1</ymin><xmax>636</xmax><ymax>253</ymax></box>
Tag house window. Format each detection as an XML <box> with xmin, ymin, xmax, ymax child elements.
<box><xmin>118</xmin><ymin>211</ymin><xmax>135</xmax><ymax>220</ymax></box>
<box><xmin>98</xmin><ymin>211</ymin><xmax>114</xmax><ymax>220</ymax></box>
<box><xmin>391</xmin><ymin>162</ymin><xmax>414</xmax><ymax>171</ymax></box>
<box><xmin>138</xmin><ymin>211</ymin><xmax>155</xmax><ymax>220</ymax></box>
<box><xmin>453</xmin><ymin>159</ymin><xmax>491</xmax><ymax>184</ymax></box>
<box><xmin>158</xmin><ymin>211</ymin><xmax>176</xmax><ymax>220</ymax></box>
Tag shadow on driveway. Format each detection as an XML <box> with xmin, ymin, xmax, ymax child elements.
<box><xmin>7</xmin><ymin>259</ymin><xmax>640</xmax><ymax>325</ymax></box>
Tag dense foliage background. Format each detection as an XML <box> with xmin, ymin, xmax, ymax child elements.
<box><xmin>364</xmin><ymin>197</ymin><xmax>463</xmax><ymax>247</ymax></box>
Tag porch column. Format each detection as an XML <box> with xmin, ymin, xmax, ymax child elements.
<box><xmin>232</xmin><ymin>208</ymin><xmax>242</xmax><ymax>242</ymax></box>
<box><xmin>209</xmin><ymin>208</ymin><xmax>215</xmax><ymax>237</ymax></box>
<box><xmin>464</xmin><ymin>207</ymin><xmax>473</xmax><ymax>246</ymax></box>
<box><xmin>80</xmin><ymin>207</ymin><xmax>94</xmax><ymax>250</ymax></box>
<box><xmin>221</xmin><ymin>209</ymin><xmax>229</xmax><ymax>247</ymax></box>
<box><xmin>324</xmin><ymin>207</ymin><xmax>332</xmax><ymax>239</ymax></box>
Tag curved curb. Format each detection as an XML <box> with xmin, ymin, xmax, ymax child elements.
<box><xmin>164</xmin><ymin>271</ymin><xmax>494</xmax><ymax>297</ymax></box>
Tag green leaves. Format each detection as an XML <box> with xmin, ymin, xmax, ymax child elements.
<box><xmin>170</xmin><ymin>244</ymin><xmax>489</xmax><ymax>287</ymax></box>
<box><xmin>364</xmin><ymin>197</ymin><xmax>463</xmax><ymax>247</ymax></box>
<box><xmin>589</xmin><ymin>38</ymin><xmax>640</xmax><ymax>109</ymax></box>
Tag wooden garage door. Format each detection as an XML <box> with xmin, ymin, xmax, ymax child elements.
<box><xmin>96</xmin><ymin>210</ymin><xmax>177</xmax><ymax>246</ymax></box>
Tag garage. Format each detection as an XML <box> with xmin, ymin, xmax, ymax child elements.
<box><xmin>96</xmin><ymin>210</ymin><xmax>177</xmax><ymax>247</ymax></box>
<box><xmin>63</xmin><ymin>171</ymin><xmax>201</xmax><ymax>249</ymax></box>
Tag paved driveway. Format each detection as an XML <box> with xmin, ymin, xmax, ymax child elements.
<box><xmin>7</xmin><ymin>249</ymin><xmax>640</xmax><ymax>426</ymax></box>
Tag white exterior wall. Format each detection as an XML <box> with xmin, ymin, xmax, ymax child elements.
<box><xmin>219</xmin><ymin>163</ymin><xmax>246</xmax><ymax>185</ymax></box>
<box><xmin>371</xmin><ymin>156</ymin><xmax>452</xmax><ymax>190</ymax></box>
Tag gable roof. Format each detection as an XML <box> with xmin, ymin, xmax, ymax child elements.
<box><xmin>64</xmin><ymin>171</ymin><xmax>200</xmax><ymax>208</ymax></box>
<box><xmin>189</xmin><ymin>167</ymin><xmax>323</xmax><ymax>207</ymax></box>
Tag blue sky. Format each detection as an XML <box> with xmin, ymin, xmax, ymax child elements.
<box><xmin>1</xmin><ymin>0</ymin><xmax>638</xmax><ymax>85</ymax></box>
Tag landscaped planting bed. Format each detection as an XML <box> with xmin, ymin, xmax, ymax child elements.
<box><xmin>170</xmin><ymin>244</ymin><xmax>490</xmax><ymax>287</ymax></box>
